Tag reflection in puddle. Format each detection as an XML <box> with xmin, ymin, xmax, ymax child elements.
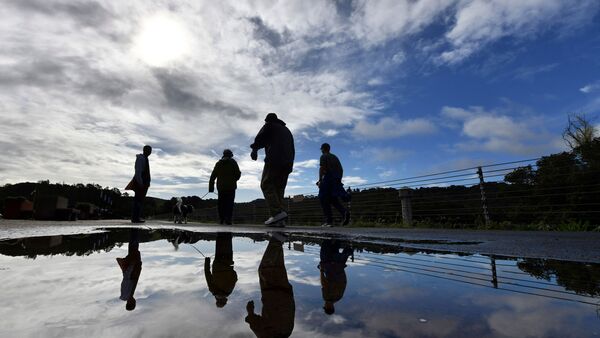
<box><xmin>0</xmin><ymin>228</ymin><xmax>599</xmax><ymax>337</ymax></box>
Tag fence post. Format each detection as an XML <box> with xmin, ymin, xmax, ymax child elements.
<box><xmin>490</xmin><ymin>256</ymin><xmax>498</xmax><ymax>288</ymax></box>
<box><xmin>477</xmin><ymin>166</ymin><xmax>491</xmax><ymax>226</ymax></box>
<box><xmin>399</xmin><ymin>187</ymin><xmax>413</xmax><ymax>226</ymax></box>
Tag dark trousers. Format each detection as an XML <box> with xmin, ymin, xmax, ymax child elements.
<box><xmin>215</xmin><ymin>232</ymin><xmax>233</xmax><ymax>264</ymax></box>
<box><xmin>320</xmin><ymin>239</ymin><xmax>352</xmax><ymax>263</ymax></box>
<box><xmin>218</xmin><ymin>190</ymin><xmax>235</xmax><ymax>224</ymax></box>
<box><xmin>261</xmin><ymin>162</ymin><xmax>291</xmax><ymax>216</ymax></box>
<box><xmin>319</xmin><ymin>195</ymin><xmax>346</xmax><ymax>223</ymax></box>
<box><xmin>319</xmin><ymin>175</ymin><xmax>346</xmax><ymax>223</ymax></box>
<box><xmin>132</xmin><ymin>187</ymin><xmax>148</xmax><ymax>221</ymax></box>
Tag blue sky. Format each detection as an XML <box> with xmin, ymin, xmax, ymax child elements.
<box><xmin>1</xmin><ymin>0</ymin><xmax>599</xmax><ymax>201</ymax></box>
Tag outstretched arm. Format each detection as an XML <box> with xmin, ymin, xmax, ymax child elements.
<box><xmin>209</xmin><ymin>162</ymin><xmax>219</xmax><ymax>192</ymax></box>
<box><xmin>250</xmin><ymin>125</ymin><xmax>269</xmax><ymax>151</ymax></box>
<box><xmin>204</xmin><ymin>257</ymin><xmax>213</xmax><ymax>288</ymax></box>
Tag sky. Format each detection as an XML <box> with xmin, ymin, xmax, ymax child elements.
<box><xmin>1</xmin><ymin>0</ymin><xmax>600</xmax><ymax>201</ymax></box>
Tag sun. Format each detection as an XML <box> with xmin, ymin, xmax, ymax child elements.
<box><xmin>133</xmin><ymin>13</ymin><xmax>191</xmax><ymax>67</ymax></box>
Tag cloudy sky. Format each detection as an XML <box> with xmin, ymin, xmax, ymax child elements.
<box><xmin>1</xmin><ymin>0</ymin><xmax>599</xmax><ymax>201</ymax></box>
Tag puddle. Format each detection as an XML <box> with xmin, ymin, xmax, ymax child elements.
<box><xmin>1</xmin><ymin>228</ymin><xmax>599</xmax><ymax>337</ymax></box>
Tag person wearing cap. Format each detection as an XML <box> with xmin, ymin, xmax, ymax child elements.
<box><xmin>125</xmin><ymin>145</ymin><xmax>152</xmax><ymax>223</ymax></box>
<box><xmin>317</xmin><ymin>143</ymin><xmax>350</xmax><ymax>227</ymax></box>
<box><xmin>209</xmin><ymin>149</ymin><xmax>241</xmax><ymax>225</ymax></box>
<box><xmin>250</xmin><ymin>113</ymin><xmax>295</xmax><ymax>226</ymax></box>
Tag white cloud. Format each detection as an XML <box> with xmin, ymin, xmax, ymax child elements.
<box><xmin>1</xmin><ymin>0</ymin><xmax>598</xmax><ymax>200</ymax></box>
<box><xmin>321</xmin><ymin>129</ymin><xmax>339</xmax><ymax>137</ymax></box>
<box><xmin>0</xmin><ymin>0</ymin><xmax>373</xmax><ymax>200</ymax></box>
<box><xmin>441</xmin><ymin>106</ymin><xmax>564</xmax><ymax>155</ymax></box>
<box><xmin>440</xmin><ymin>0</ymin><xmax>599</xmax><ymax>64</ymax></box>
<box><xmin>580</xmin><ymin>82</ymin><xmax>600</xmax><ymax>94</ymax></box>
<box><xmin>295</xmin><ymin>159</ymin><xmax>319</xmax><ymax>169</ymax></box>
<box><xmin>391</xmin><ymin>51</ymin><xmax>406</xmax><ymax>64</ymax></box>
<box><xmin>350</xmin><ymin>0</ymin><xmax>457</xmax><ymax>46</ymax></box>
<box><xmin>353</xmin><ymin>117</ymin><xmax>436</xmax><ymax>139</ymax></box>
<box><xmin>463</xmin><ymin>115</ymin><xmax>529</xmax><ymax>140</ymax></box>
<box><xmin>351</xmin><ymin>147</ymin><xmax>408</xmax><ymax>162</ymax></box>
<box><xmin>342</xmin><ymin>176</ymin><xmax>367</xmax><ymax>186</ymax></box>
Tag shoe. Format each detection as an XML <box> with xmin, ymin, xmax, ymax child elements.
<box><xmin>342</xmin><ymin>211</ymin><xmax>351</xmax><ymax>226</ymax></box>
<box><xmin>321</xmin><ymin>223</ymin><xmax>333</xmax><ymax>227</ymax></box>
<box><xmin>131</xmin><ymin>219</ymin><xmax>145</xmax><ymax>224</ymax></box>
<box><xmin>264</xmin><ymin>211</ymin><xmax>288</xmax><ymax>225</ymax></box>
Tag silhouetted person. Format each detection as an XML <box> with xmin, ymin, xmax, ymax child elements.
<box><xmin>317</xmin><ymin>143</ymin><xmax>350</xmax><ymax>227</ymax></box>
<box><xmin>116</xmin><ymin>229</ymin><xmax>142</xmax><ymax>311</ymax></box>
<box><xmin>250</xmin><ymin>113</ymin><xmax>295</xmax><ymax>226</ymax></box>
<box><xmin>204</xmin><ymin>232</ymin><xmax>238</xmax><ymax>308</ymax></box>
<box><xmin>125</xmin><ymin>145</ymin><xmax>152</xmax><ymax>223</ymax></box>
<box><xmin>319</xmin><ymin>239</ymin><xmax>352</xmax><ymax>315</ymax></box>
<box><xmin>209</xmin><ymin>149</ymin><xmax>241</xmax><ymax>225</ymax></box>
<box><xmin>245</xmin><ymin>235</ymin><xmax>295</xmax><ymax>337</ymax></box>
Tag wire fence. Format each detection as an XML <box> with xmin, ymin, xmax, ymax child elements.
<box><xmin>187</xmin><ymin>157</ymin><xmax>600</xmax><ymax>228</ymax></box>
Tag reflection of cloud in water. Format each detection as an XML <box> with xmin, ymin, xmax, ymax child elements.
<box><xmin>1</xmin><ymin>234</ymin><xmax>599</xmax><ymax>338</ymax></box>
<box><xmin>470</xmin><ymin>293</ymin><xmax>595</xmax><ymax>338</ymax></box>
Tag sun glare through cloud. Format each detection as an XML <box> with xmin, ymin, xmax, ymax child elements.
<box><xmin>133</xmin><ymin>13</ymin><xmax>192</xmax><ymax>67</ymax></box>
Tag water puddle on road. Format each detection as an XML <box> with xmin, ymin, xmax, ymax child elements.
<box><xmin>0</xmin><ymin>228</ymin><xmax>599</xmax><ymax>337</ymax></box>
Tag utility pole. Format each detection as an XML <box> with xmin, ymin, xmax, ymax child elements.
<box><xmin>399</xmin><ymin>187</ymin><xmax>413</xmax><ymax>226</ymax></box>
<box><xmin>477</xmin><ymin>166</ymin><xmax>491</xmax><ymax>226</ymax></box>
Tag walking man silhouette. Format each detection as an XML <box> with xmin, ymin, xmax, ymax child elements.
<box><xmin>317</xmin><ymin>143</ymin><xmax>350</xmax><ymax>227</ymax></box>
<box><xmin>250</xmin><ymin>113</ymin><xmax>295</xmax><ymax>226</ymax></box>
<box><xmin>209</xmin><ymin>149</ymin><xmax>241</xmax><ymax>225</ymax></box>
<box><xmin>125</xmin><ymin>145</ymin><xmax>152</xmax><ymax>223</ymax></box>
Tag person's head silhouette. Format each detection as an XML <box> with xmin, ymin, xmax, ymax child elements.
<box><xmin>216</xmin><ymin>296</ymin><xmax>228</xmax><ymax>308</ymax></box>
<box><xmin>265</xmin><ymin>113</ymin><xmax>278</xmax><ymax>123</ymax></box>
<box><xmin>222</xmin><ymin>149</ymin><xmax>233</xmax><ymax>158</ymax></box>
<box><xmin>320</xmin><ymin>143</ymin><xmax>330</xmax><ymax>154</ymax></box>
<box><xmin>323</xmin><ymin>301</ymin><xmax>335</xmax><ymax>315</ymax></box>
<box><xmin>143</xmin><ymin>145</ymin><xmax>152</xmax><ymax>157</ymax></box>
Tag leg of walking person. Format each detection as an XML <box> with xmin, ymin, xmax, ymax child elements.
<box><xmin>275</xmin><ymin>167</ymin><xmax>289</xmax><ymax>212</ymax></box>
<box><xmin>223</xmin><ymin>190</ymin><xmax>235</xmax><ymax>225</ymax></box>
<box><xmin>131</xmin><ymin>187</ymin><xmax>147</xmax><ymax>222</ymax></box>
<box><xmin>319</xmin><ymin>194</ymin><xmax>334</xmax><ymax>224</ymax></box>
<box><xmin>330</xmin><ymin>197</ymin><xmax>346</xmax><ymax>218</ymax></box>
<box><xmin>217</xmin><ymin>194</ymin><xmax>225</xmax><ymax>224</ymax></box>
<box><xmin>261</xmin><ymin>163</ymin><xmax>280</xmax><ymax>217</ymax></box>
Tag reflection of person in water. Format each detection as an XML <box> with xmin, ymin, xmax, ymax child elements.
<box><xmin>319</xmin><ymin>239</ymin><xmax>353</xmax><ymax>315</ymax></box>
<box><xmin>245</xmin><ymin>236</ymin><xmax>295</xmax><ymax>338</ymax></box>
<box><xmin>204</xmin><ymin>232</ymin><xmax>238</xmax><ymax>308</ymax></box>
<box><xmin>116</xmin><ymin>229</ymin><xmax>142</xmax><ymax>311</ymax></box>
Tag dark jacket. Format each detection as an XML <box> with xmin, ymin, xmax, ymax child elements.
<box><xmin>204</xmin><ymin>257</ymin><xmax>238</xmax><ymax>298</ymax></box>
<box><xmin>209</xmin><ymin>157</ymin><xmax>241</xmax><ymax>192</ymax></box>
<box><xmin>251</xmin><ymin>119</ymin><xmax>295</xmax><ymax>170</ymax></box>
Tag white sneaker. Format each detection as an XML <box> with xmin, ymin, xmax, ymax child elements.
<box><xmin>264</xmin><ymin>211</ymin><xmax>288</xmax><ymax>225</ymax></box>
<box><xmin>321</xmin><ymin>223</ymin><xmax>333</xmax><ymax>227</ymax></box>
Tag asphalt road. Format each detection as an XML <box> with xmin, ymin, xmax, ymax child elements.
<box><xmin>1</xmin><ymin>219</ymin><xmax>599</xmax><ymax>263</ymax></box>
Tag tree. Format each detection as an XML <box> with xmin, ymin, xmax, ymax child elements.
<box><xmin>563</xmin><ymin>114</ymin><xmax>596</xmax><ymax>150</ymax></box>
<box><xmin>504</xmin><ymin>165</ymin><xmax>535</xmax><ymax>185</ymax></box>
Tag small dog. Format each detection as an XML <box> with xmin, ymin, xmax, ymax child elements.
<box><xmin>181</xmin><ymin>204</ymin><xmax>194</xmax><ymax>224</ymax></box>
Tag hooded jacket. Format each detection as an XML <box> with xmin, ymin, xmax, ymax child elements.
<box><xmin>250</xmin><ymin>119</ymin><xmax>295</xmax><ymax>170</ymax></box>
<box><xmin>209</xmin><ymin>157</ymin><xmax>241</xmax><ymax>192</ymax></box>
